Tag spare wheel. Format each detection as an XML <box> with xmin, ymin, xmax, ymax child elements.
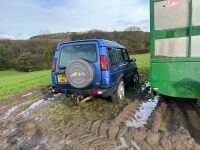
<box><xmin>65</xmin><ymin>59</ymin><xmax>95</xmax><ymax>89</ymax></box>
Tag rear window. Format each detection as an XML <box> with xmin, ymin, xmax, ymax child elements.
<box><xmin>59</xmin><ymin>44</ymin><xmax>97</xmax><ymax>68</ymax></box>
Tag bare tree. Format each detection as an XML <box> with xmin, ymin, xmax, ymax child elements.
<box><xmin>124</xmin><ymin>26</ymin><xmax>142</xmax><ymax>32</ymax></box>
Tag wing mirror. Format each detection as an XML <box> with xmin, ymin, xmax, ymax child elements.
<box><xmin>130</xmin><ymin>58</ymin><xmax>136</xmax><ymax>63</ymax></box>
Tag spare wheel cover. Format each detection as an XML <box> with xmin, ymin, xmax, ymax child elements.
<box><xmin>66</xmin><ymin>59</ymin><xmax>95</xmax><ymax>89</ymax></box>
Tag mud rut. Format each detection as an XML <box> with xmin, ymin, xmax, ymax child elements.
<box><xmin>0</xmin><ymin>86</ymin><xmax>200</xmax><ymax>150</ymax></box>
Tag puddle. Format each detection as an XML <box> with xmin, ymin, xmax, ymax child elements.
<box><xmin>4</xmin><ymin>105</ymin><xmax>19</xmax><ymax>119</ymax></box>
<box><xmin>47</xmin><ymin>93</ymin><xmax>63</xmax><ymax>101</ymax></box>
<box><xmin>2</xmin><ymin>100</ymin><xmax>38</xmax><ymax>119</ymax></box>
<box><xmin>17</xmin><ymin>99</ymin><xmax>48</xmax><ymax>117</ymax></box>
<box><xmin>2</xmin><ymin>93</ymin><xmax>63</xmax><ymax>118</ymax></box>
<box><xmin>17</xmin><ymin>94</ymin><xmax>62</xmax><ymax>118</ymax></box>
<box><xmin>22</xmin><ymin>92</ymin><xmax>33</xmax><ymax>98</ymax></box>
<box><xmin>47</xmin><ymin>94</ymin><xmax>57</xmax><ymax>101</ymax></box>
<box><xmin>126</xmin><ymin>95</ymin><xmax>160</xmax><ymax>128</ymax></box>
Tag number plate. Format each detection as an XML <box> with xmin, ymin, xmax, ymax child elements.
<box><xmin>57</xmin><ymin>74</ymin><xmax>67</xmax><ymax>83</ymax></box>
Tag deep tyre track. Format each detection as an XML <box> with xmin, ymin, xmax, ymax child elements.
<box><xmin>176</xmin><ymin>100</ymin><xmax>200</xmax><ymax>144</ymax></box>
<box><xmin>0</xmin><ymin>86</ymin><xmax>200</xmax><ymax>150</ymax></box>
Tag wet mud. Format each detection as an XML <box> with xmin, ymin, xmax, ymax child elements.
<box><xmin>0</xmin><ymin>85</ymin><xmax>199</xmax><ymax>150</ymax></box>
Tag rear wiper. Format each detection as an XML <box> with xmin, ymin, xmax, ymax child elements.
<box><xmin>59</xmin><ymin>67</ymin><xmax>66</xmax><ymax>70</ymax></box>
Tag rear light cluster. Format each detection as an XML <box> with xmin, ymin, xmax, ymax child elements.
<box><xmin>91</xmin><ymin>89</ymin><xmax>103</xmax><ymax>95</ymax></box>
<box><xmin>92</xmin><ymin>89</ymin><xmax>98</xmax><ymax>95</ymax></box>
<box><xmin>51</xmin><ymin>58</ymin><xmax>57</xmax><ymax>72</ymax></box>
<box><xmin>52</xmin><ymin>89</ymin><xmax>60</xmax><ymax>94</ymax></box>
<box><xmin>100</xmin><ymin>55</ymin><xmax>108</xmax><ymax>71</ymax></box>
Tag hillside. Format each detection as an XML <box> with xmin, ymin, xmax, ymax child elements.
<box><xmin>31</xmin><ymin>30</ymin><xmax>150</xmax><ymax>52</ymax></box>
<box><xmin>0</xmin><ymin>30</ymin><xmax>149</xmax><ymax>71</ymax></box>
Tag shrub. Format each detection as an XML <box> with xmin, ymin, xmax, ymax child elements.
<box><xmin>0</xmin><ymin>49</ymin><xmax>11</xmax><ymax>70</ymax></box>
<box><xmin>15</xmin><ymin>52</ymin><xmax>33</xmax><ymax>72</ymax></box>
<box><xmin>31</xmin><ymin>54</ymin><xmax>47</xmax><ymax>70</ymax></box>
<box><xmin>0</xmin><ymin>55</ymin><xmax>10</xmax><ymax>70</ymax></box>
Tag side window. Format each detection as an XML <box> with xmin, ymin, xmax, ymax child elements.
<box><xmin>122</xmin><ymin>49</ymin><xmax>130</xmax><ymax>62</ymax></box>
<box><xmin>108</xmin><ymin>48</ymin><xmax>117</xmax><ymax>65</ymax></box>
<box><xmin>108</xmin><ymin>48</ymin><xmax>124</xmax><ymax>65</ymax></box>
<box><xmin>116</xmin><ymin>49</ymin><xmax>124</xmax><ymax>64</ymax></box>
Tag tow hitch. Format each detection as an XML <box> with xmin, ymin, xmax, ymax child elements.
<box><xmin>70</xmin><ymin>95</ymin><xmax>94</xmax><ymax>105</ymax></box>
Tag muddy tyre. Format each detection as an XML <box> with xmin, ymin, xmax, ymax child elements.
<box><xmin>132</xmin><ymin>71</ymin><xmax>139</xmax><ymax>85</ymax></box>
<box><xmin>111</xmin><ymin>80</ymin><xmax>125</xmax><ymax>103</ymax></box>
<box><xmin>66</xmin><ymin>59</ymin><xmax>95</xmax><ymax>89</ymax></box>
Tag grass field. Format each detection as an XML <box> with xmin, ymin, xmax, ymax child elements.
<box><xmin>0</xmin><ymin>53</ymin><xmax>150</xmax><ymax>101</ymax></box>
<box><xmin>131</xmin><ymin>53</ymin><xmax>150</xmax><ymax>71</ymax></box>
<box><xmin>131</xmin><ymin>53</ymin><xmax>150</xmax><ymax>83</ymax></box>
<box><xmin>0</xmin><ymin>70</ymin><xmax>51</xmax><ymax>100</ymax></box>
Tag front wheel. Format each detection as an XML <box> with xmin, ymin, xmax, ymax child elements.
<box><xmin>132</xmin><ymin>71</ymin><xmax>139</xmax><ymax>85</ymax></box>
<box><xmin>111</xmin><ymin>80</ymin><xmax>125</xmax><ymax>103</ymax></box>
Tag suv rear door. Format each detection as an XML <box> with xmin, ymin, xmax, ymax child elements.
<box><xmin>108</xmin><ymin>48</ymin><xmax>126</xmax><ymax>85</ymax></box>
<box><xmin>108</xmin><ymin>48</ymin><xmax>135</xmax><ymax>85</ymax></box>
<box><xmin>57</xmin><ymin>42</ymin><xmax>102</xmax><ymax>89</ymax></box>
<box><xmin>121</xmin><ymin>49</ymin><xmax>135</xmax><ymax>83</ymax></box>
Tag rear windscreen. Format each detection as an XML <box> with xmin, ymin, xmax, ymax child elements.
<box><xmin>59</xmin><ymin>44</ymin><xmax>97</xmax><ymax>68</ymax></box>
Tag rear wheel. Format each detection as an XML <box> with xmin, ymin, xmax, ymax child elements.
<box><xmin>111</xmin><ymin>80</ymin><xmax>125</xmax><ymax>103</ymax></box>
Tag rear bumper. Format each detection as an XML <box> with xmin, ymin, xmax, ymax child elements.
<box><xmin>51</xmin><ymin>84</ymin><xmax>115</xmax><ymax>97</ymax></box>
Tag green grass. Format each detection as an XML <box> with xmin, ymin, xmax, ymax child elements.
<box><xmin>131</xmin><ymin>53</ymin><xmax>150</xmax><ymax>72</ymax></box>
<box><xmin>131</xmin><ymin>53</ymin><xmax>150</xmax><ymax>82</ymax></box>
<box><xmin>0</xmin><ymin>70</ymin><xmax>51</xmax><ymax>100</ymax></box>
<box><xmin>0</xmin><ymin>53</ymin><xmax>150</xmax><ymax>101</ymax></box>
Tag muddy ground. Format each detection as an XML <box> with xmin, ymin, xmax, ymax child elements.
<box><xmin>0</xmin><ymin>85</ymin><xmax>200</xmax><ymax>150</ymax></box>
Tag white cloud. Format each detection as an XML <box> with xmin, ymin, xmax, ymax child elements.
<box><xmin>0</xmin><ymin>0</ymin><xmax>149</xmax><ymax>39</ymax></box>
<box><xmin>0</xmin><ymin>34</ymin><xmax>16</xmax><ymax>40</ymax></box>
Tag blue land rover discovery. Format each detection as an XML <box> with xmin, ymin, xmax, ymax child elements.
<box><xmin>51</xmin><ymin>39</ymin><xmax>139</xmax><ymax>103</ymax></box>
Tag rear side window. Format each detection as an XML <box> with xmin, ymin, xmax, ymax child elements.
<box><xmin>108</xmin><ymin>48</ymin><xmax>124</xmax><ymax>65</ymax></box>
<box><xmin>59</xmin><ymin>44</ymin><xmax>97</xmax><ymax>68</ymax></box>
<box><xmin>122</xmin><ymin>49</ymin><xmax>130</xmax><ymax>62</ymax></box>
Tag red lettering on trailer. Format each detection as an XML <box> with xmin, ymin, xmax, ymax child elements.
<box><xmin>163</xmin><ymin>0</ymin><xmax>179</xmax><ymax>7</ymax></box>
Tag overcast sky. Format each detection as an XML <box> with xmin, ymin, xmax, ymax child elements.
<box><xmin>0</xmin><ymin>0</ymin><xmax>149</xmax><ymax>39</ymax></box>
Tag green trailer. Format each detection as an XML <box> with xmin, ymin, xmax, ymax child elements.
<box><xmin>150</xmin><ymin>0</ymin><xmax>200</xmax><ymax>99</ymax></box>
